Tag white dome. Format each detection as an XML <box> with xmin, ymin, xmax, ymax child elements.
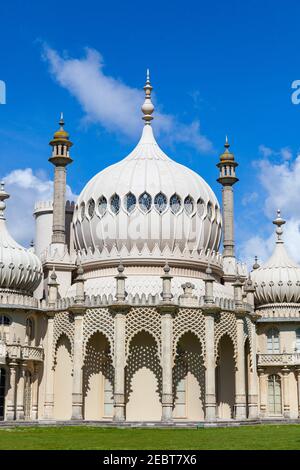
<box><xmin>73</xmin><ymin>124</ymin><xmax>222</xmax><ymax>268</ymax></box>
<box><xmin>251</xmin><ymin>212</ymin><xmax>300</xmax><ymax>306</ymax></box>
<box><xmin>0</xmin><ymin>185</ymin><xmax>42</xmax><ymax>294</ymax></box>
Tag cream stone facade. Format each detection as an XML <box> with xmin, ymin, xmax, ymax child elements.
<box><xmin>0</xmin><ymin>73</ymin><xmax>300</xmax><ymax>423</ymax></box>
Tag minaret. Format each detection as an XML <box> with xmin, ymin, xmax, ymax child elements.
<box><xmin>49</xmin><ymin>113</ymin><xmax>73</xmax><ymax>245</ymax></box>
<box><xmin>217</xmin><ymin>137</ymin><xmax>238</xmax><ymax>259</ymax></box>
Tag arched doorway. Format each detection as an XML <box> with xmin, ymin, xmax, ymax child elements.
<box><xmin>216</xmin><ymin>334</ymin><xmax>235</xmax><ymax>419</ymax></box>
<box><xmin>83</xmin><ymin>332</ymin><xmax>114</xmax><ymax>420</ymax></box>
<box><xmin>173</xmin><ymin>332</ymin><xmax>205</xmax><ymax>420</ymax></box>
<box><xmin>126</xmin><ymin>331</ymin><xmax>161</xmax><ymax>421</ymax></box>
<box><xmin>0</xmin><ymin>368</ymin><xmax>6</xmax><ymax>420</ymax></box>
<box><xmin>268</xmin><ymin>374</ymin><xmax>282</xmax><ymax>415</ymax></box>
<box><xmin>53</xmin><ymin>334</ymin><xmax>72</xmax><ymax>419</ymax></box>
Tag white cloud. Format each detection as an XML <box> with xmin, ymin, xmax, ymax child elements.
<box><xmin>42</xmin><ymin>46</ymin><xmax>213</xmax><ymax>154</ymax></box>
<box><xmin>239</xmin><ymin>149</ymin><xmax>300</xmax><ymax>267</ymax></box>
<box><xmin>3</xmin><ymin>168</ymin><xmax>76</xmax><ymax>247</ymax></box>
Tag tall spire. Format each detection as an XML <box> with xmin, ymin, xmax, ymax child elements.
<box><xmin>0</xmin><ymin>182</ymin><xmax>9</xmax><ymax>220</ymax></box>
<box><xmin>273</xmin><ymin>209</ymin><xmax>285</xmax><ymax>243</ymax></box>
<box><xmin>141</xmin><ymin>69</ymin><xmax>154</xmax><ymax>125</ymax></box>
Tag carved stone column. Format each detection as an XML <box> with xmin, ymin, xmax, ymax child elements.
<box><xmin>235</xmin><ymin>312</ymin><xmax>247</xmax><ymax>419</ymax></box>
<box><xmin>71</xmin><ymin>308</ymin><xmax>84</xmax><ymax>420</ymax></box>
<box><xmin>204</xmin><ymin>310</ymin><xmax>217</xmax><ymax>420</ymax></box>
<box><xmin>31</xmin><ymin>363</ymin><xmax>40</xmax><ymax>420</ymax></box>
<box><xmin>247</xmin><ymin>319</ymin><xmax>259</xmax><ymax>419</ymax></box>
<box><xmin>296</xmin><ymin>367</ymin><xmax>300</xmax><ymax>418</ymax></box>
<box><xmin>6</xmin><ymin>361</ymin><xmax>18</xmax><ymax>420</ymax></box>
<box><xmin>111</xmin><ymin>304</ymin><xmax>129</xmax><ymax>422</ymax></box>
<box><xmin>282</xmin><ymin>366</ymin><xmax>290</xmax><ymax>418</ymax></box>
<box><xmin>159</xmin><ymin>305</ymin><xmax>175</xmax><ymax>422</ymax></box>
<box><xmin>16</xmin><ymin>361</ymin><xmax>26</xmax><ymax>420</ymax></box>
<box><xmin>258</xmin><ymin>367</ymin><xmax>267</xmax><ymax>417</ymax></box>
<box><xmin>44</xmin><ymin>314</ymin><xmax>55</xmax><ymax>419</ymax></box>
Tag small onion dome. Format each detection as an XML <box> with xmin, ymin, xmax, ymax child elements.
<box><xmin>0</xmin><ymin>183</ymin><xmax>42</xmax><ymax>294</ymax></box>
<box><xmin>219</xmin><ymin>136</ymin><xmax>235</xmax><ymax>162</ymax></box>
<box><xmin>251</xmin><ymin>210</ymin><xmax>300</xmax><ymax>306</ymax></box>
<box><xmin>49</xmin><ymin>113</ymin><xmax>73</xmax><ymax>148</ymax></box>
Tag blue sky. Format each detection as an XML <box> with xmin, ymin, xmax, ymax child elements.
<box><xmin>1</xmin><ymin>0</ymin><xmax>300</xmax><ymax>265</ymax></box>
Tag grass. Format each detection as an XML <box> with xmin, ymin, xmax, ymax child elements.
<box><xmin>0</xmin><ymin>425</ymin><xmax>300</xmax><ymax>450</ymax></box>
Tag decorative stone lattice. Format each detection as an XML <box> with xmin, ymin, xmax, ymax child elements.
<box><xmin>125</xmin><ymin>307</ymin><xmax>161</xmax><ymax>360</ymax></box>
<box><xmin>172</xmin><ymin>308</ymin><xmax>206</xmax><ymax>360</ymax></box>
<box><xmin>83</xmin><ymin>332</ymin><xmax>114</xmax><ymax>401</ymax></box>
<box><xmin>53</xmin><ymin>311</ymin><xmax>75</xmax><ymax>361</ymax></box>
<box><xmin>83</xmin><ymin>308</ymin><xmax>114</xmax><ymax>358</ymax></box>
<box><xmin>214</xmin><ymin>312</ymin><xmax>237</xmax><ymax>365</ymax></box>
<box><xmin>125</xmin><ymin>333</ymin><xmax>162</xmax><ymax>403</ymax></box>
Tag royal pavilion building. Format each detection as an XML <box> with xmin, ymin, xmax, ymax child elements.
<box><xmin>0</xmin><ymin>73</ymin><xmax>300</xmax><ymax>424</ymax></box>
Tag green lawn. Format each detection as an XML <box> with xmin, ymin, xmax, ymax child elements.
<box><xmin>0</xmin><ymin>425</ymin><xmax>300</xmax><ymax>450</ymax></box>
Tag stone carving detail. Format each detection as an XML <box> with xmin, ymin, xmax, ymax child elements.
<box><xmin>125</xmin><ymin>307</ymin><xmax>161</xmax><ymax>360</ymax></box>
<box><xmin>83</xmin><ymin>308</ymin><xmax>114</xmax><ymax>358</ymax></box>
<box><xmin>214</xmin><ymin>311</ymin><xmax>237</xmax><ymax>365</ymax></box>
<box><xmin>172</xmin><ymin>308</ymin><xmax>206</xmax><ymax>359</ymax></box>
<box><xmin>53</xmin><ymin>311</ymin><xmax>75</xmax><ymax>360</ymax></box>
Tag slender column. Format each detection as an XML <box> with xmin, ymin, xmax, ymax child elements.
<box><xmin>31</xmin><ymin>364</ymin><xmax>40</xmax><ymax>420</ymax></box>
<box><xmin>6</xmin><ymin>361</ymin><xmax>18</xmax><ymax>420</ymax></box>
<box><xmin>235</xmin><ymin>315</ymin><xmax>247</xmax><ymax>419</ymax></box>
<box><xmin>113</xmin><ymin>310</ymin><xmax>126</xmax><ymax>421</ymax></box>
<box><xmin>258</xmin><ymin>367</ymin><xmax>267</xmax><ymax>417</ymax></box>
<box><xmin>295</xmin><ymin>367</ymin><xmax>300</xmax><ymax>418</ymax></box>
<box><xmin>282</xmin><ymin>366</ymin><xmax>290</xmax><ymax>418</ymax></box>
<box><xmin>161</xmin><ymin>310</ymin><xmax>173</xmax><ymax>422</ymax></box>
<box><xmin>204</xmin><ymin>313</ymin><xmax>216</xmax><ymax>420</ymax></box>
<box><xmin>52</xmin><ymin>166</ymin><xmax>67</xmax><ymax>244</ymax></box>
<box><xmin>43</xmin><ymin>314</ymin><xmax>55</xmax><ymax>419</ymax></box>
<box><xmin>247</xmin><ymin>321</ymin><xmax>259</xmax><ymax>419</ymax></box>
<box><xmin>71</xmin><ymin>312</ymin><xmax>84</xmax><ymax>420</ymax></box>
<box><xmin>16</xmin><ymin>362</ymin><xmax>26</xmax><ymax>420</ymax></box>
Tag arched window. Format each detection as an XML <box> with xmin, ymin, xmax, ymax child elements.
<box><xmin>0</xmin><ymin>316</ymin><xmax>10</xmax><ymax>326</ymax></box>
<box><xmin>197</xmin><ymin>198</ymin><xmax>205</xmax><ymax>217</ymax></box>
<box><xmin>296</xmin><ymin>329</ymin><xmax>300</xmax><ymax>352</ymax></box>
<box><xmin>110</xmin><ymin>194</ymin><xmax>120</xmax><ymax>214</ymax></box>
<box><xmin>26</xmin><ymin>318</ymin><xmax>35</xmax><ymax>345</ymax></box>
<box><xmin>170</xmin><ymin>193</ymin><xmax>181</xmax><ymax>214</ymax></box>
<box><xmin>184</xmin><ymin>196</ymin><xmax>194</xmax><ymax>215</ymax></box>
<box><xmin>87</xmin><ymin>199</ymin><xmax>95</xmax><ymax>218</ymax></box>
<box><xmin>139</xmin><ymin>192</ymin><xmax>152</xmax><ymax>213</ymax></box>
<box><xmin>124</xmin><ymin>192</ymin><xmax>136</xmax><ymax>214</ymax></box>
<box><xmin>98</xmin><ymin>196</ymin><xmax>107</xmax><ymax>216</ymax></box>
<box><xmin>267</xmin><ymin>328</ymin><xmax>280</xmax><ymax>353</ymax></box>
<box><xmin>154</xmin><ymin>192</ymin><xmax>167</xmax><ymax>214</ymax></box>
<box><xmin>268</xmin><ymin>374</ymin><xmax>282</xmax><ymax>415</ymax></box>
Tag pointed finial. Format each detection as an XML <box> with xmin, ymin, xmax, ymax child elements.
<box><xmin>50</xmin><ymin>266</ymin><xmax>57</xmax><ymax>282</ymax></box>
<box><xmin>163</xmin><ymin>260</ymin><xmax>171</xmax><ymax>274</ymax></box>
<box><xmin>273</xmin><ymin>209</ymin><xmax>285</xmax><ymax>243</ymax></box>
<box><xmin>224</xmin><ymin>135</ymin><xmax>230</xmax><ymax>149</ymax></box>
<box><xmin>59</xmin><ymin>112</ymin><xmax>64</xmax><ymax>128</ymax></box>
<box><xmin>253</xmin><ymin>256</ymin><xmax>260</xmax><ymax>270</ymax></box>
<box><xmin>141</xmin><ymin>69</ymin><xmax>154</xmax><ymax>125</ymax></box>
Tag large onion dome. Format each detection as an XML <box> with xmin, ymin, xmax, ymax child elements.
<box><xmin>72</xmin><ymin>72</ymin><xmax>222</xmax><ymax>270</ymax></box>
<box><xmin>251</xmin><ymin>211</ymin><xmax>300</xmax><ymax>306</ymax></box>
<box><xmin>0</xmin><ymin>183</ymin><xmax>42</xmax><ymax>294</ymax></box>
